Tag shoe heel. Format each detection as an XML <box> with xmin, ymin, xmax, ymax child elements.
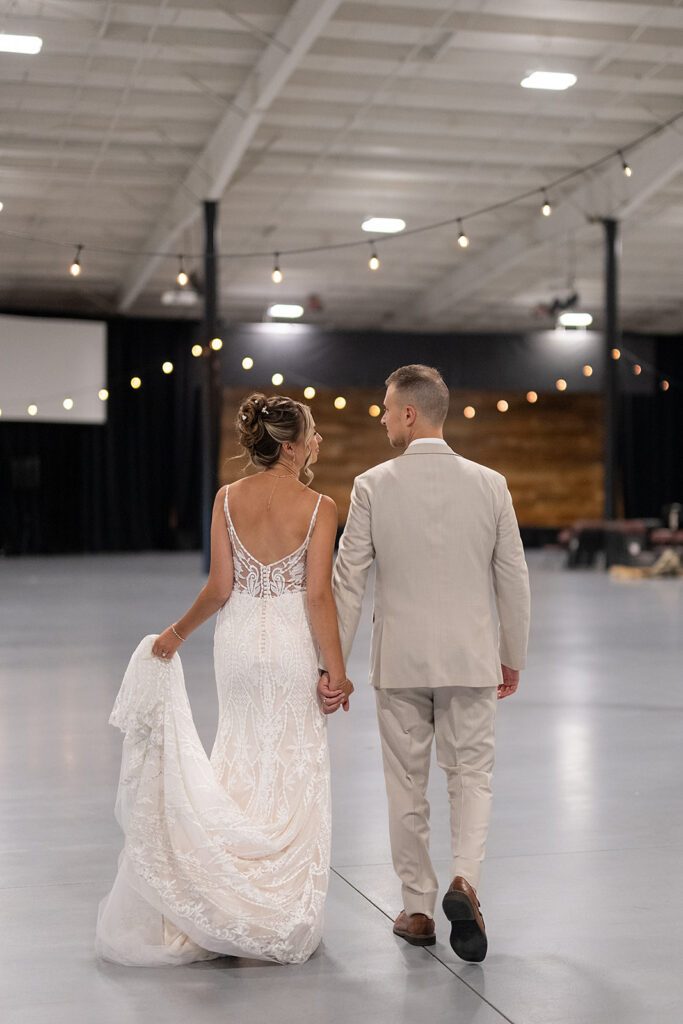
<box><xmin>442</xmin><ymin>891</ymin><xmax>474</xmax><ymax>922</ymax></box>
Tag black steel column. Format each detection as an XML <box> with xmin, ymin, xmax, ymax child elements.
<box><xmin>603</xmin><ymin>218</ymin><xmax>620</xmax><ymax>520</ymax></box>
<box><xmin>201</xmin><ymin>199</ymin><xmax>221</xmax><ymax>572</ymax></box>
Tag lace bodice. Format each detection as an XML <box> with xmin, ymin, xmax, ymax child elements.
<box><xmin>224</xmin><ymin>485</ymin><xmax>322</xmax><ymax>598</ymax></box>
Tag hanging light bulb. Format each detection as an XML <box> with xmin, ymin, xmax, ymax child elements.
<box><xmin>661</xmin><ymin>380</ymin><xmax>670</xmax><ymax>392</ymax></box>
<box><xmin>620</xmin><ymin>151</ymin><xmax>632</xmax><ymax>177</ymax></box>
<box><xmin>457</xmin><ymin>219</ymin><xmax>469</xmax><ymax>248</ymax></box>
<box><xmin>176</xmin><ymin>256</ymin><xmax>188</xmax><ymax>287</ymax></box>
<box><xmin>541</xmin><ymin>192</ymin><xmax>552</xmax><ymax>217</ymax></box>
<box><xmin>368</xmin><ymin>245</ymin><xmax>380</xmax><ymax>271</ymax></box>
<box><xmin>271</xmin><ymin>253</ymin><xmax>282</xmax><ymax>284</ymax></box>
<box><xmin>69</xmin><ymin>244</ymin><xmax>83</xmax><ymax>277</ymax></box>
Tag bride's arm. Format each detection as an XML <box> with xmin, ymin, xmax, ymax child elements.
<box><xmin>151</xmin><ymin>488</ymin><xmax>233</xmax><ymax>659</ymax></box>
<box><xmin>306</xmin><ymin>496</ymin><xmax>349</xmax><ymax>706</ymax></box>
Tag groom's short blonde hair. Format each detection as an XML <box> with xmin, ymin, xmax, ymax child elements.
<box><xmin>385</xmin><ymin>364</ymin><xmax>449</xmax><ymax>425</ymax></box>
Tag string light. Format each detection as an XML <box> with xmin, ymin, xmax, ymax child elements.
<box><xmin>633</xmin><ymin>364</ymin><xmax>642</xmax><ymax>375</ymax></box>
<box><xmin>541</xmin><ymin>192</ymin><xmax>552</xmax><ymax>217</ymax></box>
<box><xmin>191</xmin><ymin>344</ymin><xmax>203</xmax><ymax>357</ymax></box>
<box><xmin>497</xmin><ymin>400</ymin><xmax>509</xmax><ymax>412</ymax></box>
<box><xmin>69</xmin><ymin>244</ymin><xmax>82</xmax><ymax>277</ymax></box>
<box><xmin>619</xmin><ymin>151</ymin><xmax>632</xmax><ymax>177</ymax></box>
<box><xmin>98</xmin><ymin>388</ymin><xmax>108</xmax><ymax>401</ymax></box>
<box><xmin>62</xmin><ymin>398</ymin><xmax>74</xmax><ymax>410</ymax></box>
<box><xmin>162</xmin><ymin>361</ymin><xmax>174</xmax><ymax>374</ymax></box>
<box><xmin>130</xmin><ymin>376</ymin><xmax>142</xmax><ymax>389</ymax></box>
<box><xmin>369</xmin><ymin>404</ymin><xmax>381</xmax><ymax>417</ymax></box>
<box><xmin>271</xmin><ymin>253</ymin><xmax>282</xmax><ymax>284</ymax></box>
<box><xmin>556</xmin><ymin>379</ymin><xmax>567</xmax><ymax>391</ymax></box>
<box><xmin>176</xmin><ymin>256</ymin><xmax>188</xmax><ymax>287</ymax></box>
<box><xmin>27</xmin><ymin>404</ymin><xmax>38</xmax><ymax>416</ymax></box>
<box><xmin>611</xmin><ymin>348</ymin><xmax>621</xmax><ymax>360</ymax></box>
<box><xmin>210</xmin><ymin>337</ymin><xmax>223</xmax><ymax>351</ymax></box>
<box><xmin>334</xmin><ymin>396</ymin><xmax>347</xmax><ymax>410</ymax></box>
<box><xmin>457</xmin><ymin>219</ymin><xmax>469</xmax><ymax>248</ymax></box>
<box><xmin>583</xmin><ymin>365</ymin><xmax>593</xmax><ymax>376</ymax></box>
<box><xmin>463</xmin><ymin>406</ymin><xmax>475</xmax><ymax>418</ymax></box>
<box><xmin>242</xmin><ymin>356</ymin><xmax>254</xmax><ymax>370</ymax></box>
<box><xmin>661</xmin><ymin>380</ymin><xmax>670</xmax><ymax>391</ymax></box>
<box><xmin>0</xmin><ymin>201</ymin><xmax>3</xmax><ymax>212</ymax></box>
<box><xmin>8</xmin><ymin>112</ymin><xmax>683</xmax><ymax>284</ymax></box>
<box><xmin>304</xmin><ymin>386</ymin><xmax>316</xmax><ymax>399</ymax></box>
<box><xmin>0</xmin><ymin>408</ymin><xmax>2</xmax><ymax>417</ymax></box>
<box><xmin>526</xmin><ymin>391</ymin><xmax>538</xmax><ymax>403</ymax></box>
<box><xmin>272</xmin><ymin>372</ymin><xmax>284</xmax><ymax>386</ymax></box>
<box><xmin>368</xmin><ymin>245</ymin><xmax>380</xmax><ymax>271</ymax></box>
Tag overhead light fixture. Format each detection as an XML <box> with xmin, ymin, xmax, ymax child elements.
<box><xmin>361</xmin><ymin>217</ymin><xmax>405</xmax><ymax>234</ymax></box>
<box><xmin>541</xmin><ymin>193</ymin><xmax>552</xmax><ymax>217</ymax></box>
<box><xmin>304</xmin><ymin>386</ymin><xmax>316</xmax><ymax>399</ymax></box>
<box><xmin>267</xmin><ymin>304</ymin><xmax>304</xmax><ymax>319</ymax></box>
<box><xmin>558</xmin><ymin>311</ymin><xmax>593</xmax><ymax>328</ymax></box>
<box><xmin>0</xmin><ymin>34</ymin><xmax>43</xmax><ymax>55</ymax></box>
<box><xmin>368</xmin><ymin>245</ymin><xmax>380</xmax><ymax>271</ymax></box>
<box><xmin>176</xmin><ymin>256</ymin><xmax>188</xmax><ymax>286</ymax></box>
<box><xmin>0</xmin><ymin>201</ymin><xmax>4</xmax><ymax>213</ymax></box>
<box><xmin>242</xmin><ymin>356</ymin><xmax>254</xmax><ymax>370</ymax></box>
<box><xmin>457</xmin><ymin>219</ymin><xmax>469</xmax><ymax>248</ymax></box>
<box><xmin>521</xmin><ymin>71</ymin><xmax>577</xmax><ymax>91</ymax></box>
<box><xmin>161</xmin><ymin>289</ymin><xmax>198</xmax><ymax>306</ymax></box>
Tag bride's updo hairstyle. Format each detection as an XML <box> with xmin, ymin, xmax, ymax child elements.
<box><xmin>236</xmin><ymin>393</ymin><xmax>316</xmax><ymax>482</ymax></box>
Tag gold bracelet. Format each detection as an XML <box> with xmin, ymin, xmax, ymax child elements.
<box><xmin>171</xmin><ymin>623</ymin><xmax>186</xmax><ymax>642</ymax></box>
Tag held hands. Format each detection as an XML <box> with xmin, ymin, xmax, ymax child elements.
<box><xmin>317</xmin><ymin>671</ymin><xmax>352</xmax><ymax>714</ymax></box>
<box><xmin>151</xmin><ymin>625</ymin><xmax>184</xmax><ymax>661</ymax></box>
<box><xmin>498</xmin><ymin>664</ymin><xmax>519</xmax><ymax>699</ymax></box>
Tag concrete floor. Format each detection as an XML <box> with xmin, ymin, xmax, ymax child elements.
<box><xmin>1</xmin><ymin>550</ymin><xmax>682</xmax><ymax>1024</ymax></box>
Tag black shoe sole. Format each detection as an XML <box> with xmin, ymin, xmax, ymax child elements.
<box><xmin>392</xmin><ymin>928</ymin><xmax>436</xmax><ymax>947</ymax></box>
<box><xmin>442</xmin><ymin>891</ymin><xmax>487</xmax><ymax>963</ymax></box>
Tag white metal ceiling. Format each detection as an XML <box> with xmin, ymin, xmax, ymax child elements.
<box><xmin>1</xmin><ymin>0</ymin><xmax>683</xmax><ymax>332</ymax></box>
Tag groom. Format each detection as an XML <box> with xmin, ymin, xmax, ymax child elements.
<box><xmin>320</xmin><ymin>364</ymin><xmax>530</xmax><ymax>962</ymax></box>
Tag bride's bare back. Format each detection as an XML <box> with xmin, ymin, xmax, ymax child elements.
<box><xmin>226</xmin><ymin>473</ymin><xmax>322</xmax><ymax>567</ymax></box>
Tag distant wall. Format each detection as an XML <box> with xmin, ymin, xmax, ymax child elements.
<box><xmin>219</xmin><ymin>387</ymin><xmax>603</xmax><ymax>527</ymax></box>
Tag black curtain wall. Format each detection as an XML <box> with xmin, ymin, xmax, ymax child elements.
<box><xmin>621</xmin><ymin>336</ymin><xmax>683</xmax><ymax>519</ymax></box>
<box><xmin>0</xmin><ymin>317</ymin><xmax>203</xmax><ymax>554</ymax></box>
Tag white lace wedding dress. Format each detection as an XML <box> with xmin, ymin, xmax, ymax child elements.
<box><xmin>95</xmin><ymin>488</ymin><xmax>330</xmax><ymax>966</ymax></box>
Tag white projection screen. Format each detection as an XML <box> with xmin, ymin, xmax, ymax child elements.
<box><xmin>0</xmin><ymin>315</ymin><xmax>107</xmax><ymax>424</ymax></box>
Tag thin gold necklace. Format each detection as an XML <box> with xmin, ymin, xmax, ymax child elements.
<box><xmin>265</xmin><ymin>463</ymin><xmax>300</xmax><ymax>511</ymax></box>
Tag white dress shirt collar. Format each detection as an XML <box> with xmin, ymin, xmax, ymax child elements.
<box><xmin>405</xmin><ymin>437</ymin><xmax>448</xmax><ymax>450</ymax></box>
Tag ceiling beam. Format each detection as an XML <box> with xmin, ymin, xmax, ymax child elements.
<box><xmin>407</xmin><ymin>124</ymin><xmax>683</xmax><ymax>322</ymax></box>
<box><xmin>117</xmin><ymin>0</ymin><xmax>341</xmax><ymax>312</ymax></box>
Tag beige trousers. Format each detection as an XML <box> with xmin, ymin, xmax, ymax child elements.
<box><xmin>375</xmin><ymin>686</ymin><xmax>497</xmax><ymax>918</ymax></box>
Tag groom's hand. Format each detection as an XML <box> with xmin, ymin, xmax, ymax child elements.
<box><xmin>498</xmin><ymin>664</ymin><xmax>519</xmax><ymax>699</ymax></box>
<box><xmin>317</xmin><ymin>672</ymin><xmax>350</xmax><ymax>714</ymax></box>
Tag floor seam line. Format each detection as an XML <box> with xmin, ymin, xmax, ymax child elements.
<box><xmin>330</xmin><ymin>867</ymin><xmax>517</xmax><ymax>1024</ymax></box>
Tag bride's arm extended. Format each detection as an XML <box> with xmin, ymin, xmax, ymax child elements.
<box><xmin>306</xmin><ymin>496</ymin><xmax>349</xmax><ymax>710</ymax></box>
<box><xmin>151</xmin><ymin>488</ymin><xmax>233</xmax><ymax>659</ymax></box>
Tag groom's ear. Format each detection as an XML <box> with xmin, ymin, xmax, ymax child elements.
<box><xmin>404</xmin><ymin>404</ymin><xmax>417</xmax><ymax>425</ymax></box>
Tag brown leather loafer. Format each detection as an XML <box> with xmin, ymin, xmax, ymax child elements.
<box><xmin>442</xmin><ymin>876</ymin><xmax>487</xmax><ymax>962</ymax></box>
<box><xmin>392</xmin><ymin>910</ymin><xmax>436</xmax><ymax>946</ymax></box>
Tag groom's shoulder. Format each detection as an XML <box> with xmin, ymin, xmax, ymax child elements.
<box><xmin>354</xmin><ymin>456</ymin><xmax>400</xmax><ymax>487</ymax></box>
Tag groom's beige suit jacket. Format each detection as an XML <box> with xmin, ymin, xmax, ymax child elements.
<box><xmin>332</xmin><ymin>440</ymin><xmax>530</xmax><ymax>689</ymax></box>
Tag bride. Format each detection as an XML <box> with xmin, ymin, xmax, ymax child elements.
<box><xmin>95</xmin><ymin>393</ymin><xmax>352</xmax><ymax>967</ymax></box>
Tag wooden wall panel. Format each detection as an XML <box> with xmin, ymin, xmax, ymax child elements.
<box><xmin>219</xmin><ymin>388</ymin><xmax>604</xmax><ymax>528</ymax></box>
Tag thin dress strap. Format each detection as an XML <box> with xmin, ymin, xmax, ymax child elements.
<box><xmin>305</xmin><ymin>493</ymin><xmax>323</xmax><ymax>543</ymax></box>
